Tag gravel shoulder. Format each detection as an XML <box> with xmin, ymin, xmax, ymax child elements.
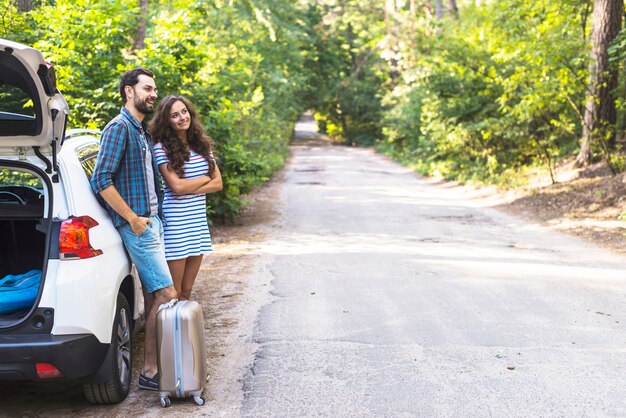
<box><xmin>495</xmin><ymin>161</ymin><xmax>626</xmax><ymax>256</ymax></box>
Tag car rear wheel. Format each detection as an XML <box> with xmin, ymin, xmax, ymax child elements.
<box><xmin>83</xmin><ymin>292</ymin><xmax>132</xmax><ymax>404</ymax></box>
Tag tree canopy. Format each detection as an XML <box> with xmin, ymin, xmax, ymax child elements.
<box><xmin>2</xmin><ymin>0</ymin><xmax>624</xmax><ymax>215</ymax></box>
<box><xmin>308</xmin><ymin>0</ymin><xmax>622</xmax><ymax>186</ymax></box>
<box><xmin>3</xmin><ymin>0</ymin><xmax>320</xmax><ymax>220</ymax></box>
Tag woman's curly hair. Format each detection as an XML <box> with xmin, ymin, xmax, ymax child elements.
<box><xmin>148</xmin><ymin>95</ymin><xmax>216</xmax><ymax>178</ymax></box>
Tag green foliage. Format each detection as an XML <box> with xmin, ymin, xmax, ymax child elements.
<box><xmin>0</xmin><ymin>168</ymin><xmax>42</xmax><ymax>188</ymax></box>
<box><xmin>378</xmin><ymin>0</ymin><xmax>593</xmax><ymax>186</ymax></box>
<box><xmin>304</xmin><ymin>0</ymin><xmax>386</xmax><ymax>145</ymax></box>
<box><xmin>0</xmin><ymin>0</ymin><xmax>29</xmax><ymax>38</ymax></box>
<box><xmin>28</xmin><ymin>0</ymin><xmax>140</xmax><ymax>128</ymax></box>
<box><xmin>4</xmin><ymin>0</ymin><xmax>620</xmax><ymax>213</ymax></box>
<box><xmin>5</xmin><ymin>0</ymin><xmax>315</xmax><ymax>221</ymax></box>
<box><xmin>303</xmin><ymin>0</ymin><xmax>609</xmax><ymax>186</ymax></box>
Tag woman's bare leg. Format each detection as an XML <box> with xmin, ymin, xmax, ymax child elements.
<box><xmin>179</xmin><ymin>255</ymin><xmax>203</xmax><ymax>300</ymax></box>
<box><xmin>166</xmin><ymin>258</ymin><xmax>186</xmax><ymax>298</ymax></box>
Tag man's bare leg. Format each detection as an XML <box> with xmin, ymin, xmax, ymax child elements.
<box><xmin>142</xmin><ymin>285</ymin><xmax>177</xmax><ymax>377</ymax></box>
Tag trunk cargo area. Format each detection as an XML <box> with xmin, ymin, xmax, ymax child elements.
<box><xmin>0</xmin><ymin>169</ymin><xmax>48</xmax><ymax>322</ymax></box>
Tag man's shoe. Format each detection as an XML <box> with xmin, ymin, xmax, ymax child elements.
<box><xmin>138</xmin><ymin>373</ymin><xmax>159</xmax><ymax>391</ymax></box>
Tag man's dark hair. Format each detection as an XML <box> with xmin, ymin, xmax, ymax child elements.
<box><xmin>119</xmin><ymin>67</ymin><xmax>154</xmax><ymax>103</ymax></box>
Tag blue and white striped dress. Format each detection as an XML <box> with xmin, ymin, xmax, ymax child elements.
<box><xmin>153</xmin><ymin>143</ymin><xmax>213</xmax><ymax>261</ymax></box>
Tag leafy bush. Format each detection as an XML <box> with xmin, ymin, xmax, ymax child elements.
<box><xmin>4</xmin><ymin>0</ymin><xmax>314</xmax><ymax>221</ymax></box>
<box><xmin>379</xmin><ymin>0</ymin><xmax>590</xmax><ymax>186</ymax></box>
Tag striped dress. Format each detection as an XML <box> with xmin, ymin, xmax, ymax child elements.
<box><xmin>153</xmin><ymin>143</ymin><xmax>213</xmax><ymax>261</ymax></box>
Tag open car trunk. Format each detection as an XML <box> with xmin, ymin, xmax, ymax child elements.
<box><xmin>0</xmin><ymin>165</ymin><xmax>50</xmax><ymax>324</ymax></box>
<box><xmin>0</xmin><ymin>39</ymin><xmax>65</xmax><ymax>325</ymax></box>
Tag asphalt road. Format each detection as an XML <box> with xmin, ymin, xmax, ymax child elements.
<box><xmin>239</xmin><ymin>120</ymin><xmax>626</xmax><ymax>416</ymax></box>
<box><xmin>3</xmin><ymin>117</ymin><xmax>626</xmax><ymax>417</ymax></box>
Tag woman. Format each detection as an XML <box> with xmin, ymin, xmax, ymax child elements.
<box><xmin>148</xmin><ymin>95</ymin><xmax>222</xmax><ymax>300</ymax></box>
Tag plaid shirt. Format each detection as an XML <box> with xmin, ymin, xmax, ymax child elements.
<box><xmin>91</xmin><ymin>107</ymin><xmax>163</xmax><ymax>228</ymax></box>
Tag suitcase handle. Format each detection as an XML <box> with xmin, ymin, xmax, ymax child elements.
<box><xmin>157</xmin><ymin>298</ymin><xmax>178</xmax><ymax>312</ymax></box>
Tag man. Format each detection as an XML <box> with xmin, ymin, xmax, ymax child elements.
<box><xmin>90</xmin><ymin>68</ymin><xmax>182</xmax><ymax>391</ymax></box>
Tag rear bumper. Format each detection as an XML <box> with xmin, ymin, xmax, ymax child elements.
<box><xmin>0</xmin><ymin>333</ymin><xmax>108</xmax><ymax>380</ymax></box>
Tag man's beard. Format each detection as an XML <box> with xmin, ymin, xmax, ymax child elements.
<box><xmin>134</xmin><ymin>96</ymin><xmax>153</xmax><ymax>115</ymax></box>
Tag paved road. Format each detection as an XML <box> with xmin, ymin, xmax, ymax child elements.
<box><xmin>240</xmin><ymin>126</ymin><xmax>626</xmax><ymax>416</ymax></box>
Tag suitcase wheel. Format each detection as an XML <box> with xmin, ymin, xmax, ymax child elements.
<box><xmin>194</xmin><ymin>395</ymin><xmax>205</xmax><ymax>406</ymax></box>
<box><xmin>160</xmin><ymin>396</ymin><xmax>171</xmax><ymax>408</ymax></box>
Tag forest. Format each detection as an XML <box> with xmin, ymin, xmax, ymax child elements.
<box><xmin>1</xmin><ymin>0</ymin><xmax>624</xmax><ymax>218</ymax></box>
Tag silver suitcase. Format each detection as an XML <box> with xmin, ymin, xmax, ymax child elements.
<box><xmin>156</xmin><ymin>299</ymin><xmax>208</xmax><ymax>407</ymax></box>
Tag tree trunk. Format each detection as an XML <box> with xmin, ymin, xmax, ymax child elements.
<box><xmin>384</xmin><ymin>0</ymin><xmax>391</xmax><ymax>42</ymax></box>
<box><xmin>16</xmin><ymin>0</ymin><xmax>35</xmax><ymax>11</ymax></box>
<box><xmin>424</xmin><ymin>0</ymin><xmax>433</xmax><ymax>17</ymax></box>
<box><xmin>448</xmin><ymin>0</ymin><xmax>459</xmax><ymax>19</ymax></box>
<box><xmin>132</xmin><ymin>0</ymin><xmax>148</xmax><ymax>51</ymax></box>
<box><xmin>409</xmin><ymin>0</ymin><xmax>417</xmax><ymax>41</ymax></box>
<box><xmin>435</xmin><ymin>0</ymin><xmax>444</xmax><ymax>19</ymax></box>
<box><xmin>388</xmin><ymin>0</ymin><xmax>399</xmax><ymax>79</ymax></box>
<box><xmin>575</xmin><ymin>0</ymin><xmax>623</xmax><ymax>167</ymax></box>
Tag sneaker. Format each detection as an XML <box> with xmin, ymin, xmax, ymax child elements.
<box><xmin>138</xmin><ymin>373</ymin><xmax>159</xmax><ymax>391</ymax></box>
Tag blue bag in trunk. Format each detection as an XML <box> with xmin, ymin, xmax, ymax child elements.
<box><xmin>0</xmin><ymin>269</ymin><xmax>42</xmax><ymax>314</ymax></box>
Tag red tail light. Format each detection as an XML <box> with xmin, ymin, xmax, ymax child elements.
<box><xmin>59</xmin><ymin>216</ymin><xmax>103</xmax><ymax>260</ymax></box>
<box><xmin>36</xmin><ymin>363</ymin><xmax>63</xmax><ymax>379</ymax></box>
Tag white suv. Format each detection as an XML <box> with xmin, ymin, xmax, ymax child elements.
<box><xmin>0</xmin><ymin>39</ymin><xmax>145</xmax><ymax>404</ymax></box>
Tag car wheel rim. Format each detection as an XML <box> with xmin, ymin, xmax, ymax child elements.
<box><xmin>116</xmin><ymin>307</ymin><xmax>131</xmax><ymax>386</ymax></box>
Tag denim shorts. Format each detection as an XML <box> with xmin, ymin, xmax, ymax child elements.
<box><xmin>118</xmin><ymin>216</ymin><xmax>173</xmax><ymax>294</ymax></box>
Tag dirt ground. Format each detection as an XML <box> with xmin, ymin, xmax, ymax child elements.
<box><xmin>0</xmin><ymin>161</ymin><xmax>283</xmax><ymax>417</ymax></box>
<box><xmin>494</xmin><ymin>159</ymin><xmax>626</xmax><ymax>256</ymax></box>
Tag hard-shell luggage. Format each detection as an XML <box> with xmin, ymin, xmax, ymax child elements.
<box><xmin>156</xmin><ymin>299</ymin><xmax>208</xmax><ymax>407</ymax></box>
<box><xmin>0</xmin><ymin>269</ymin><xmax>41</xmax><ymax>315</ymax></box>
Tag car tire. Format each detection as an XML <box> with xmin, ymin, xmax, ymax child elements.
<box><xmin>83</xmin><ymin>292</ymin><xmax>132</xmax><ymax>404</ymax></box>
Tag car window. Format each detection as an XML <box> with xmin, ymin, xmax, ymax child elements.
<box><xmin>0</xmin><ymin>51</ymin><xmax>42</xmax><ymax>136</ymax></box>
<box><xmin>0</xmin><ymin>84</ymin><xmax>35</xmax><ymax>119</ymax></box>
<box><xmin>0</xmin><ymin>168</ymin><xmax>42</xmax><ymax>189</ymax></box>
<box><xmin>77</xmin><ymin>143</ymin><xmax>100</xmax><ymax>180</ymax></box>
<box><xmin>0</xmin><ymin>168</ymin><xmax>44</xmax><ymax>207</ymax></box>
<box><xmin>0</xmin><ymin>82</ymin><xmax>37</xmax><ymax>136</ymax></box>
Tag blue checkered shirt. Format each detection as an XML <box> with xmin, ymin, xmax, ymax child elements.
<box><xmin>91</xmin><ymin>107</ymin><xmax>163</xmax><ymax>228</ymax></box>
